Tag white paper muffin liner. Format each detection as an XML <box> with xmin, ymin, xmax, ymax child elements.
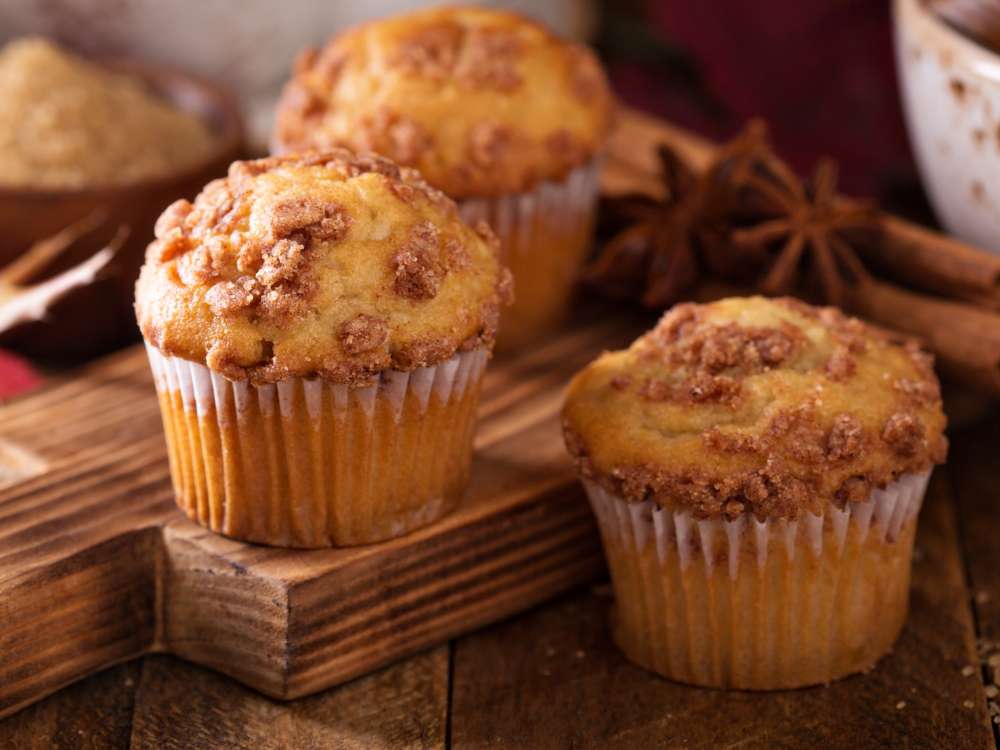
<box><xmin>584</xmin><ymin>472</ymin><xmax>930</xmax><ymax>578</ymax></box>
<box><xmin>459</xmin><ymin>159</ymin><xmax>601</xmax><ymax>349</ymax></box>
<box><xmin>583</xmin><ymin>470</ymin><xmax>931</xmax><ymax>688</ymax></box>
<box><xmin>145</xmin><ymin>344</ymin><xmax>489</xmax><ymax>547</ymax></box>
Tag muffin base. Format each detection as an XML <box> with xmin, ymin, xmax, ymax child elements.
<box><xmin>584</xmin><ymin>472</ymin><xmax>931</xmax><ymax>689</ymax></box>
<box><xmin>146</xmin><ymin>344</ymin><xmax>488</xmax><ymax>548</ymax></box>
<box><xmin>459</xmin><ymin>160</ymin><xmax>600</xmax><ymax>352</ymax></box>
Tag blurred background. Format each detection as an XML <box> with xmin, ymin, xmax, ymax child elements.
<box><xmin>0</xmin><ymin>0</ymin><xmax>923</xmax><ymax>212</ymax></box>
<box><xmin>0</xmin><ymin>0</ymin><xmax>936</xmax><ymax>396</ymax></box>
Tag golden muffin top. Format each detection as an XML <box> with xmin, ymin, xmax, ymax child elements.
<box><xmin>271</xmin><ymin>6</ymin><xmax>613</xmax><ymax>199</ymax></box>
<box><xmin>135</xmin><ymin>150</ymin><xmax>512</xmax><ymax>384</ymax></box>
<box><xmin>562</xmin><ymin>297</ymin><xmax>947</xmax><ymax>520</ymax></box>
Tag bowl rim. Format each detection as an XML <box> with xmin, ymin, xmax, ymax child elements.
<box><xmin>0</xmin><ymin>57</ymin><xmax>244</xmax><ymax>200</ymax></box>
<box><xmin>896</xmin><ymin>0</ymin><xmax>1000</xmax><ymax>80</ymax></box>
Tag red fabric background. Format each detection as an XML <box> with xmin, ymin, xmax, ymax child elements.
<box><xmin>0</xmin><ymin>350</ymin><xmax>41</xmax><ymax>402</ymax></box>
<box><xmin>606</xmin><ymin>0</ymin><xmax>915</xmax><ymax>200</ymax></box>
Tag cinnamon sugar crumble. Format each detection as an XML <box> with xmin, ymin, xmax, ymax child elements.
<box><xmin>393</xmin><ymin>23</ymin><xmax>462</xmax><ymax>79</ymax></box>
<box><xmin>360</xmin><ymin>108</ymin><xmax>433</xmax><ymax>164</ymax></box>
<box><xmin>281</xmin><ymin>82</ymin><xmax>324</xmax><ymax>122</ymax></box>
<box><xmin>205</xmin><ymin>277</ymin><xmax>256</xmax><ymax>314</ymax></box>
<box><xmin>393</xmin><ymin>338</ymin><xmax>456</xmax><ymax>370</ymax></box>
<box><xmin>256</xmin><ymin>239</ymin><xmax>305</xmax><ymax>286</ymax></box>
<box><xmin>824</xmin><ymin>346</ymin><xmax>856</xmax><ymax>381</ymax></box>
<box><xmin>271</xmin><ymin>8</ymin><xmax>613</xmax><ymax>200</ymax></box>
<box><xmin>638</xmin><ymin>373</ymin><xmax>741</xmax><ymax>406</ymax></box>
<box><xmin>393</xmin><ymin>23</ymin><xmax>522</xmax><ymax>90</ymax></box>
<box><xmin>622</xmin><ymin>310</ymin><xmax>801</xmax><ymax>406</ymax></box>
<box><xmin>649</xmin><ymin>317</ymin><xmax>800</xmax><ymax>376</ymax></box>
<box><xmin>184</xmin><ymin>179</ymin><xmax>238</xmax><ymax>236</ymax></box>
<box><xmin>258</xmin><ymin>279</ymin><xmax>315</xmax><ymax>321</ymax></box>
<box><xmin>767</xmin><ymin>405</ymin><xmax>823</xmax><ymax>459</ymax></box>
<box><xmin>392</xmin><ymin>222</ymin><xmax>443</xmax><ymax>300</ymax></box>
<box><xmin>882</xmin><ymin>412</ymin><xmax>926</xmax><ymax>456</ymax></box>
<box><xmin>339</xmin><ymin>314</ymin><xmax>389</xmax><ymax>355</ymax></box>
<box><xmin>826</xmin><ymin>414</ymin><xmax>864</xmax><ymax>461</ymax></box>
<box><xmin>138</xmin><ymin>148</ymin><xmax>511</xmax><ymax>386</ymax></box>
<box><xmin>178</xmin><ymin>238</ymin><xmax>227</xmax><ymax>286</ymax></box>
<box><xmin>610</xmin><ymin>375</ymin><xmax>632</xmax><ymax>391</ymax></box>
<box><xmin>386</xmin><ymin>169</ymin><xmax>454</xmax><ymax>213</ymax></box>
<box><xmin>836</xmin><ymin>476</ymin><xmax>870</xmax><ymax>505</ymax></box>
<box><xmin>155</xmin><ymin>200</ymin><xmax>193</xmax><ymax>238</ymax></box>
<box><xmin>468</xmin><ymin>121</ymin><xmax>512</xmax><ymax>168</ymax></box>
<box><xmin>156</xmin><ymin>232</ymin><xmax>189</xmax><ymax>263</ymax></box>
<box><xmin>565</xmin><ymin>297</ymin><xmax>947</xmax><ymax>521</ymax></box>
<box><xmin>268</xmin><ymin>198</ymin><xmax>352</xmax><ymax>244</ymax></box>
<box><xmin>894</xmin><ymin>377</ymin><xmax>940</xmax><ymax>405</ymax></box>
<box><xmin>444</xmin><ymin>238</ymin><xmax>472</xmax><ymax>271</ymax></box>
<box><xmin>702</xmin><ymin>428</ymin><xmax>759</xmax><ymax>454</ymax></box>
<box><xmin>456</xmin><ymin>28</ymin><xmax>523</xmax><ymax>90</ymax></box>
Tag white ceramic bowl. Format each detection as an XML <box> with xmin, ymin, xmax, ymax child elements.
<box><xmin>895</xmin><ymin>0</ymin><xmax>1000</xmax><ymax>252</ymax></box>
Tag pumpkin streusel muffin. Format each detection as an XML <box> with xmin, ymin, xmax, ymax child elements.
<box><xmin>136</xmin><ymin>150</ymin><xmax>512</xmax><ymax>547</ymax></box>
<box><xmin>562</xmin><ymin>296</ymin><xmax>947</xmax><ymax>689</ymax></box>
<box><xmin>272</xmin><ymin>6</ymin><xmax>613</xmax><ymax>350</ymax></box>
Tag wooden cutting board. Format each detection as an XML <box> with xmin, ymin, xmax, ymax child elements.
<box><xmin>0</xmin><ymin>299</ymin><xmax>662</xmax><ymax>717</ymax></box>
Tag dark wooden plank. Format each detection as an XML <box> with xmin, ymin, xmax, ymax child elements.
<box><xmin>129</xmin><ymin>651</ymin><xmax>448</xmax><ymax>750</ymax></box>
<box><xmin>949</xmin><ymin>414</ymin><xmax>1000</xmax><ymax>744</ymax></box>
<box><xmin>449</xmin><ymin>474</ymin><xmax>993</xmax><ymax>750</ymax></box>
<box><xmin>0</xmin><ymin>529</ymin><xmax>161</xmax><ymax>719</ymax></box>
<box><xmin>0</xmin><ymin>661</ymin><xmax>141</xmax><ymax>750</ymax></box>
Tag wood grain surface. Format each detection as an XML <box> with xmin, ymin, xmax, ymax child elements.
<box><xmin>2</xmin><ymin>109</ymin><xmax>1000</xmax><ymax>749</ymax></box>
<box><xmin>448</xmin><ymin>475</ymin><xmax>993</xmax><ymax>750</ymax></box>
<box><xmin>0</xmin><ymin>306</ymin><xmax>645</xmax><ymax>718</ymax></box>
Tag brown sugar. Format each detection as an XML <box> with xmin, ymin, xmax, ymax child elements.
<box><xmin>0</xmin><ymin>38</ymin><xmax>217</xmax><ymax>189</ymax></box>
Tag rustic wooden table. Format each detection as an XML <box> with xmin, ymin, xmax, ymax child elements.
<box><xmin>1</xmin><ymin>412</ymin><xmax>999</xmax><ymax>749</ymax></box>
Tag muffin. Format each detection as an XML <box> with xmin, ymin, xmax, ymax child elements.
<box><xmin>136</xmin><ymin>150</ymin><xmax>512</xmax><ymax>547</ymax></box>
<box><xmin>562</xmin><ymin>296</ymin><xmax>947</xmax><ymax>689</ymax></box>
<box><xmin>272</xmin><ymin>6</ymin><xmax>613</xmax><ymax>350</ymax></box>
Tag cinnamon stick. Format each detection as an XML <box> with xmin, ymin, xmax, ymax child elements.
<box><xmin>844</xmin><ymin>279</ymin><xmax>1000</xmax><ymax>392</ymax></box>
<box><xmin>612</xmin><ymin>112</ymin><xmax>1000</xmax><ymax>306</ymax></box>
<box><xmin>857</xmin><ymin>212</ymin><xmax>1000</xmax><ymax>306</ymax></box>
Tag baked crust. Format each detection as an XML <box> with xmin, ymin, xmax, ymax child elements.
<box><xmin>135</xmin><ymin>150</ymin><xmax>512</xmax><ymax>385</ymax></box>
<box><xmin>271</xmin><ymin>6</ymin><xmax>614</xmax><ymax>199</ymax></box>
<box><xmin>562</xmin><ymin>297</ymin><xmax>948</xmax><ymax>520</ymax></box>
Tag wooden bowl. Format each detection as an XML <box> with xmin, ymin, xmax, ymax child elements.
<box><xmin>0</xmin><ymin>60</ymin><xmax>244</xmax><ymax>360</ymax></box>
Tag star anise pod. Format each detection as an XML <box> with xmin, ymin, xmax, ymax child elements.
<box><xmin>584</xmin><ymin>144</ymin><xmax>703</xmax><ymax>308</ymax></box>
<box><xmin>711</xmin><ymin>124</ymin><xmax>880</xmax><ymax>307</ymax></box>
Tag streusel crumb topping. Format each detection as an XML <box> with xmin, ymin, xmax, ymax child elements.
<box><xmin>272</xmin><ymin>6</ymin><xmax>613</xmax><ymax>198</ymax></box>
<box><xmin>562</xmin><ymin>296</ymin><xmax>947</xmax><ymax>520</ymax></box>
<box><xmin>136</xmin><ymin>150</ymin><xmax>512</xmax><ymax>384</ymax></box>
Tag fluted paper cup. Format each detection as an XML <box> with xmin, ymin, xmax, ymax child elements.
<box><xmin>584</xmin><ymin>471</ymin><xmax>931</xmax><ymax>689</ymax></box>
<box><xmin>146</xmin><ymin>344</ymin><xmax>488</xmax><ymax>548</ymax></box>
<box><xmin>459</xmin><ymin>159</ymin><xmax>600</xmax><ymax>351</ymax></box>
